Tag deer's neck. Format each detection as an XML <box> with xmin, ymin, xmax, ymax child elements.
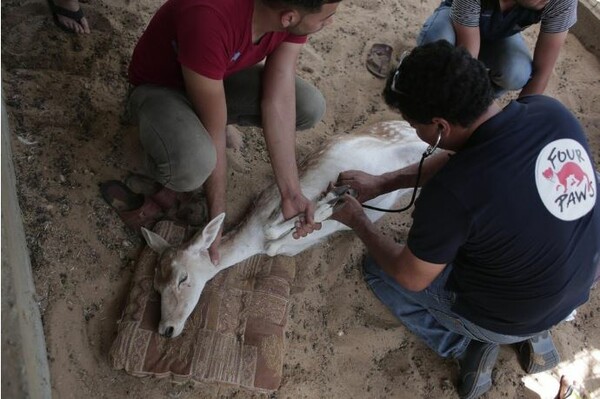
<box><xmin>217</xmin><ymin>220</ymin><xmax>264</xmax><ymax>269</ymax></box>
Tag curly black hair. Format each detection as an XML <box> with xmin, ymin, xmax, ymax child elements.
<box><xmin>263</xmin><ymin>0</ymin><xmax>341</xmax><ymax>12</ymax></box>
<box><xmin>383</xmin><ymin>40</ymin><xmax>494</xmax><ymax>127</ymax></box>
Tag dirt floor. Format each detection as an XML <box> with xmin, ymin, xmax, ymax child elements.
<box><xmin>2</xmin><ymin>0</ymin><xmax>600</xmax><ymax>398</ymax></box>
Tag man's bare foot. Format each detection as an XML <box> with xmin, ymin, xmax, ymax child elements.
<box><xmin>225</xmin><ymin>125</ymin><xmax>244</xmax><ymax>151</ymax></box>
<box><xmin>50</xmin><ymin>0</ymin><xmax>90</xmax><ymax>34</ymax></box>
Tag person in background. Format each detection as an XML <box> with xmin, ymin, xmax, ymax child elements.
<box><xmin>416</xmin><ymin>0</ymin><xmax>576</xmax><ymax>97</ymax></box>
<box><xmin>48</xmin><ymin>0</ymin><xmax>90</xmax><ymax>34</ymax></box>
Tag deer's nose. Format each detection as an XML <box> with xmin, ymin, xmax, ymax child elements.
<box><xmin>164</xmin><ymin>326</ymin><xmax>174</xmax><ymax>338</ymax></box>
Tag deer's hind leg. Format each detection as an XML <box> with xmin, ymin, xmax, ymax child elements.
<box><xmin>265</xmin><ymin>219</ymin><xmax>348</xmax><ymax>256</ymax></box>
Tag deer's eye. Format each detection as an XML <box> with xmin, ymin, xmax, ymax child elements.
<box><xmin>178</xmin><ymin>274</ymin><xmax>188</xmax><ymax>286</ymax></box>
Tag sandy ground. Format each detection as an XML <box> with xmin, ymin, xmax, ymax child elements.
<box><xmin>2</xmin><ymin>0</ymin><xmax>600</xmax><ymax>398</ymax></box>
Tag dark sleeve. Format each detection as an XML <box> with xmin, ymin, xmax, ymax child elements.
<box><xmin>407</xmin><ymin>182</ymin><xmax>471</xmax><ymax>264</ymax></box>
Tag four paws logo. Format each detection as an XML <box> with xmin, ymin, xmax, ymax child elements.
<box><xmin>535</xmin><ymin>139</ymin><xmax>596</xmax><ymax>221</ymax></box>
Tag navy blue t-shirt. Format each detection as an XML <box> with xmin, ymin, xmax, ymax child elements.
<box><xmin>407</xmin><ymin>95</ymin><xmax>599</xmax><ymax>335</ymax></box>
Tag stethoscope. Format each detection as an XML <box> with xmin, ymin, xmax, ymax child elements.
<box><xmin>359</xmin><ymin>130</ymin><xmax>442</xmax><ymax>213</ymax></box>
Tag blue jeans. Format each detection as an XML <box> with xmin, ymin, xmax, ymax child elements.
<box><xmin>416</xmin><ymin>3</ymin><xmax>532</xmax><ymax>96</ymax></box>
<box><xmin>363</xmin><ymin>257</ymin><xmax>536</xmax><ymax>359</ymax></box>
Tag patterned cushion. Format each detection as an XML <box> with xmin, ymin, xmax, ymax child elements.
<box><xmin>109</xmin><ymin>220</ymin><xmax>296</xmax><ymax>392</ymax></box>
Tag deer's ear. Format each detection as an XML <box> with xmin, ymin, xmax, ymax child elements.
<box><xmin>141</xmin><ymin>227</ymin><xmax>172</xmax><ymax>255</ymax></box>
<box><xmin>187</xmin><ymin>213</ymin><xmax>225</xmax><ymax>254</ymax></box>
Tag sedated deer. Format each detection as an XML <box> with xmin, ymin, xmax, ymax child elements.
<box><xmin>141</xmin><ymin>121</ymin><xmax>428</xmax><ymax>338</ymax></box>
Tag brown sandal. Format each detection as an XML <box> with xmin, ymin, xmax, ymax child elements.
<box><xmin>122</xmin><ymin>173</ymin><xmax>208</xmax><ymax>226</ymax></box>
<box><xmin>124</xmin><ymin>173</ymin><xmax>178</xmax><ymax>211</ymax></box>
<box><xmin>100</xmin><ymin>180</ymin><xmax>164</xmax><ymax>232</ymax></box>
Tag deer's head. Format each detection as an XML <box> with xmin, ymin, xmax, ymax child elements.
<box><xmin>141</xmin><ymin>213</ymin><xmax>225</xmax><ymax>338</ymax></box>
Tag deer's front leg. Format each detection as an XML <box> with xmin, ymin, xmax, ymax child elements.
<box><xmin>263</xmin><ymin>190</ymin><xmax>340</xmax><ymax>240</ymax></box>
<box><xmin>265</xmin><ymin>219</ymin><xmax>347</xmax><ymax>256</ymax></box>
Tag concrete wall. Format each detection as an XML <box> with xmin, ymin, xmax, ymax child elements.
<box><xmin>1</xmin><ymin>90</ymin><xmax>52</xmax><ymax>398</ymax></box>
<box><xmin>571</xmin><ymin>0</ymin><xmax>600</xmax><ymax>60</ymax></box>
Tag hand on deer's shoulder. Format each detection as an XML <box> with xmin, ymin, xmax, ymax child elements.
<box><xmin>205</xmin><ymin>188</ymin><xmax>225</xmax><ymax>266</ymax></box>
<box><xmin>336</xmin><ymin>170</ymin><xmax>383</xmax><ymax>203</ymax></box>
<box><xmin>331</xmin><ymin>194</ymin><xmax>368</xmax><ymax>229</ymax></box>
<box><xmin>208</xmin><ymin>229</ymin><xmax>222</xmax><ymax>266</ymax></box>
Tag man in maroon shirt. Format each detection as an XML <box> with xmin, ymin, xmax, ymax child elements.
<box><xmin>126</xmin><ymin>0</ymin><xmax>341</xmax><ymax>264</ymax></box>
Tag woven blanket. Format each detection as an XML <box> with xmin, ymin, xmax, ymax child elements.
<box><xmin>109</xmin><ymin>220</ymin><xmax>296</xmax><ymax>392</ymax></box>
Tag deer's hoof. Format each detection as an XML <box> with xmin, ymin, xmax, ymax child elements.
<box><xmin>265</xmin><ymin>242</ymin><xmax>280</xmax><ymax>256</ymax></box>
<box><xmin>264</xmin><ymin>225</ymin><xmax>280</xmax><ymax>240</ymax></box>
<box><xmin>265</xmin><ymin>224</ymin><xmax>292</xmax><ymax>240</ymax></box>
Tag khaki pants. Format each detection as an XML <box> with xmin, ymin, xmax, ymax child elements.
<box><xmin>126</xmin><ymin>66</ymin><xmax>326</xmax><ymax>192</ymax></box>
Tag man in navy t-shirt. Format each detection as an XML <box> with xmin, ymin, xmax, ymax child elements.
<box><xmin>331</xmin><ymin>40</ymin><xmax>599</xmax><ymax>399</ymax></box>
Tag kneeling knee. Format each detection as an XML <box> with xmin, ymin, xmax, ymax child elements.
<box><xmin>167</xmin><ymin>147</ymin><xmax>217</xmax><ymax>192</ymax></box>
<box><xmin>492</xmin><ymin>66</ymin><xmax>532</xmax><ymax>91</ymax></box>
<box><xmin>296</xmin><ymin>88</ymin><xmax>326</xmax><ymax>131</ymax></box>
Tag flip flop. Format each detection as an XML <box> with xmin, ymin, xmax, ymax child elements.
<box><xmin>99</xmin><ymin>180</ymin><xmax>163</xmax><ymax>232</ymax></box>
<box><xmin>366</xmin><ymin>43</ymin><xmax>393</xmax><ymax>79</ymax></box>
<box><xmin>46</xmin><ymin>0</ymin><xmax>87</xmax><ymax>33</ymax></box>
<box><xmin>516</xmin><ymin>330</ymin><xmax>560</xmax><ymax>374</ymax></box>
<box><xmin>555</xmin><ymin>376</ymin><xmax>584</xmax><ymax>399</ymax></box>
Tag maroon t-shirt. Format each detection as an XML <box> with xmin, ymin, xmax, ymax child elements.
<box><xmin>129</xmin><ymin>0</ymin><xmax>307</xmax><ymax>87</ymax></box>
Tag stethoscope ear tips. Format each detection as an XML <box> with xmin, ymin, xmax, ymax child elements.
<box><xmin>425</xmin><ymin>131</ymin><xmax>442</xmax><ymax>157</ymax></box>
